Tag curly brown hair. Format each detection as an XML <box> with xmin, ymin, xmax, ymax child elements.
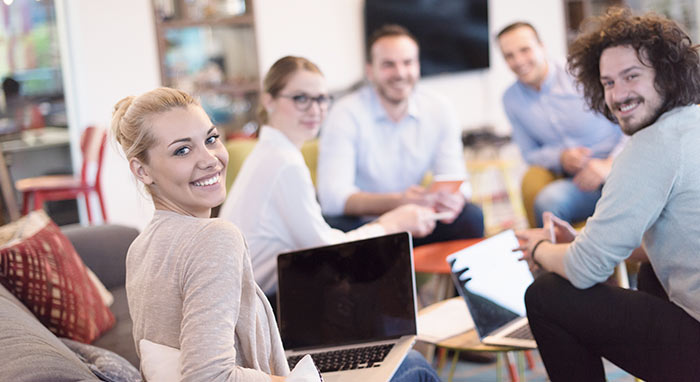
<box><xmin>567</xmin><ymin>7</ymin><xmax>700</xmax><ymax>122</ymax></box>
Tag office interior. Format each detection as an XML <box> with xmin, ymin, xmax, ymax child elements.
<box><xmin>2</xmin><ymin>1</ymin><xmax>698</xmax><ymax>380</ymax></box>
<box><xmin>0</xmin><ymin>0</ymin><xmax>694</xmax><ymax>230</ymax></box>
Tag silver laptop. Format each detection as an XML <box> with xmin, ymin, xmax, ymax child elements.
<box><xmin>277</xmin><ymin>232</ymin><xmax>418</xmax><ymax>382</ymax></box>
<box><xmin>446</xmin><ymin>230</ymin><xmax>537</xmax><ymax>349</ymax></box>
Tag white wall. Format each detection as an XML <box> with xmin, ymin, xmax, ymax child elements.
<box><xmin>254</xmin><ymin>0</ymin><xmax>566</xmax><ymax>135</ymax></box>
<box><xmin>56</xmin><ymin>0</ymin><xmax>160</xmax><ymax>230</ymax></box>
<box><xmin>254</xmin><ymin>0</ymin><xmax>366</xmax><ymax>92</ymax></box>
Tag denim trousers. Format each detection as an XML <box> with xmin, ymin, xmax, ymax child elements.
<box><xmin>534</xmin><ymin>178</ymin><xmax>601</xmax><ymax>227</ymax></box>
<box><xmin>390</xmin><ymin>349</ymin><xmax>440</xmax><ymax>382</ymax></box>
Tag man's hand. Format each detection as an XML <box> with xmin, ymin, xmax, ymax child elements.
<box><xmin>433</xmin><ymin>191</ymin><xmax>465</xmax><ymax>224</ymax></box>
<box><xmin>514</xmin><ymin>212</ymin><xmax>577</xmax><ymax>272</ymax></box>
<box><xmin>400</xmin><ymin>185</ymin><xmax>436</xmax><ymax>207</ymax></box>
<box><xmin>560</xmin><ymin>147</ymin><xmax>592</xmax><ymax>175</ymax></box>
<box><xmin>572</xmin><ymin>158</ymin><xmax>612</xmax><ymax>191</ymax></box>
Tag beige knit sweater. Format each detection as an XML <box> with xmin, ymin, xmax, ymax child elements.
<box><xmin>126</xmin><ymin>210</ymin><xmax>289</xmax><ymax>381</ymax></box>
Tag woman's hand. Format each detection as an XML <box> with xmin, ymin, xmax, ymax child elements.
<box><xmin>378</xmin><ymin>204</ymin><xmax>437</xmax><ymax>238</ymax></box>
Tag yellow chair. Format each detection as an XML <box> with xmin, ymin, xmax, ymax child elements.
<box><xmin>520</xmin><ymin>166</ymin><xmax>558</xmax><ymax>229</ymax></box>
<box><xmin>224</xmin><ymin>138</ymin><xmax>319</xmax><ymax>191</ymax></box>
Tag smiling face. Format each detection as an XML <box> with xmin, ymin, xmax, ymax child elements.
<box><xmin>600</xmin><ymin>45</ymin><xmax>664</xmax><ymax>135</ymax></box>
<box><xmin>367</xmin><ymin>35</ymin><xmax>420</xmax><ymax>105</ymax></box>
<box><xmin>264</xmin><ymin>69</ymin><xmax>328</xmax><ymax>147</ymax></box>
<box><xmin>130</xmin><ymin>105</ymin><xmax>228</xmax><ymax>218</ymax></box>
<box><xmin>498</xmin><ymin>26</ymin><xmax>548</xmax><ymax>90</ymax></box>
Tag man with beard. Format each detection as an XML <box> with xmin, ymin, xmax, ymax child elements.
<box><xmin>317</xmin><ymin>24</ymin><xmax>484</xmax><ymax>246</ymax></box>
<box><xmin>517</xmin><ymin>8</ymin><xmax>700</xmax><ymax>381</ymax></box>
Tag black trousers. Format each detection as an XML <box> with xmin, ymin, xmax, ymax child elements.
<box><xmin>525</xmin><ymin>263</ymin><xmax>700</xmax><ymax>382</ymax></box>
<box><xmin>324</xmin><ymin>202</ymin><xmax>484</xmax><ymax>246</ymax></box>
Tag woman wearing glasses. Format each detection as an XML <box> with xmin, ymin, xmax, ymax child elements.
<box><xmin>221</xmin><ymin>54</ymin><xmax>439</xmax><ymax>382</ymax></box>
<box><xmin>220</xmin><ymin>56</ymin><xmax>435</xmax><ymax>304</ymax></box>
<box><xmin>220</xmin><ymin>56</ymin><xmax>436</xmax><ymax>303</ymax></box>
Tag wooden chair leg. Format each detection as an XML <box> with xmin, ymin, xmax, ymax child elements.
<box><xmin>448</xmin><ymin>350</ymin><xmax>460</xmax><ymax>382</ymax></box>
<box><xmin>33</xmin><ymin>193</ymin><xmax>43</xmax><ymax>211</ymax></box>
<box><xmin>83</xmin><ymin>193</ymin><xmax>93</xmax><ymax>224</ymax></box>
<box><xmin>96</xmin><ymin>189</ymin><xmax>108</xmax><ymax>222</ymax></box>
<box><xmin>505</xmin><ymin>352</ymin><xmax>520</xmax><ymax>382</ymax></box>
<box><xmin>21</xmin><ymin>192</ymin><xmax>30</xmax><ymax>215</ymax></box>
<box><xmin>524</xmin><ymin>350</ymin><xmax>535</xmax><ymax>370</ymax></box>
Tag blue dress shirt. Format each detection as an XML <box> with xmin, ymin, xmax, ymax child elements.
<box><xmin>502</xmin><ymin>62</ymin><xmax>624</xmax><ymax>174</ymax></box>
<box><xmin>318</xmin><ymin>85</ymin><xmax>468</xmax><ymax>216</ymax></box>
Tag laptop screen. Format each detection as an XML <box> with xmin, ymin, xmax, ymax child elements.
<box><xmin>277</xmin><ymin>232</ymin><xmax>417</xmax><ymax>350</ymax></box>
<box><xmin>447</xmin><ymin>230</ymin><xmax>534</xmax><ymax>338</ymax></box>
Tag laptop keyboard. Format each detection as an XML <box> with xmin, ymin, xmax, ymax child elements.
<box><xmin>506</xmin><ymin>324</ymin><xmax>534</xmax><ymax>340</ymax></box>
<box><xmin>287</xmin><ymin>344</ymin><xmax>394</xmax><ymax>372</ymax></box>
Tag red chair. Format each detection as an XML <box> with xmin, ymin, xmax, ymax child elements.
<box><xmin>15</xmin><ymin>126</ymin><xmax>108</xmax><ymax>224</ymax></box>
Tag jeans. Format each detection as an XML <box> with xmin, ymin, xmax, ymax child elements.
<box><xmin>324</xmin><ymin>202</ymin><xmax>485</xmax><ymax>246</ymax></box>
<box><xmin>534</xmin><ymin>178</ymin><xmax>601</xmax><ymax>227</ymax></box>
<box><xmin>525</xmin><ymin>264</ymin><xmax>700</xmax><ymax>382</ymax></box>
<box><xmin>390</xmin><ymin>350</ymin><xmax>440</xmax><ymax>382</ymax></box>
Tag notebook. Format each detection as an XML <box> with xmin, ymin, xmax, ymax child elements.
<box><xmin>446</xmin><ymin>229</ymin><xmax>537</xmax><ymax>349</ymax></box>
<box><xmin>277</xmin><ymin>232</ymin><xmax>418</xmax><ymax>382</ymax></box>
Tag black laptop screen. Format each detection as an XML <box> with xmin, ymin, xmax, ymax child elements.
<box><xmin>277</xmin><ymin>233</ymin><xmax>417</xmax><ymax>350</ymax></box>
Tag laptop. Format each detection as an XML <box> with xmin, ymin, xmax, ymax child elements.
<box><xmin>276</xmin><ymin>232</ymin><xmax>418</xmax><ymax>382</ymax></box>
<box><xmin>446</xmin><ymin>230</ymin><xmax>537</xmax><ymax>349</ymax></box>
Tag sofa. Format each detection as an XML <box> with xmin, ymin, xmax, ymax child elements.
<box><xmin>0</xmin><ymin>222</ymin><xmax>141</xmax><ymax>381</ymax></box>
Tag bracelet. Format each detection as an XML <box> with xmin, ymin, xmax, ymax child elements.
<box><xmin>531</xmin><ymin>239</ymin><xmax>550</xmax><ymax>269</ymax></box>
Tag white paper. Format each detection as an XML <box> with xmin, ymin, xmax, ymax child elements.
<box><xmin>417</xmin><ymin>298</ymin><xmax>474</xmax><ymax>343</ymax></box>
<box><xmin>288</xmin><ymin>354</ymin><xmax>323</xmax><ymax>382</ymax></box>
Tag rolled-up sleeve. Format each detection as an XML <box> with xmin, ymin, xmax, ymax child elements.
<box><xmin>318</xmin><ymin>105</ymin><xmax>361</xmax><ymax>216</ymax></box>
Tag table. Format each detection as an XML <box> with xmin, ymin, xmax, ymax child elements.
<box><xmin>418</xmin><ymin>297</ymin><xmax>535</xmax><ymax>382</ymax></box>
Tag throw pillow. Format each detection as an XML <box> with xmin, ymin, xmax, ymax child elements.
<box><xmin>0</xmin><ymin>211</ymin><xmax>115</xmax><ymax>343</ymax></box>
<box><xmin>0</xmin><ymin>211</ymin><xmax>114</xmax><ymax>307</ymax></box>
<box><xmin>61</xmin><ymin>338</ymin><xmax>141</xmax><ymax>382</ymax></box>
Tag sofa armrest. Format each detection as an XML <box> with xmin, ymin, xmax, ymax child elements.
<box><xmin>61</xmin><ymin>224</ymin><xmax>139</xmax><ymax>290</ymax></box>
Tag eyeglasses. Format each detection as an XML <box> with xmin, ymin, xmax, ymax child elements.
<box><xmin>278</xmin><ymin>93</ymin><xmax>333</xmax><ymax>111</ymax></box>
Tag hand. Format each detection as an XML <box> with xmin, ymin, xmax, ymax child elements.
<box><xmin>400</xmin><ymin>185</ymin><xmax>436</xmax><ymax>208</ymax></box>
<box><xmin>514</xmin><ymin>212</ymin><xmax>577</xmax><ymax>272</ymax></box>
<box><xmin>433</xmin><ymin>191</ymin><xmax>466</xmax><ymax>224</ymax></box>
<box><xmin>377</xmin><ymin>204</ymin><xmax>437</xmax><ymax>238</ymax></box>
<box><xmin>560</xmin><ymin>147</ymin><xmax>591</xmax><ymax>175</ymax></box>
<box><xmin>572</xmin><ymin>158</ymin><xmax>612</xmax><ymax>191</ymax></box>
<box><xmin>514</xmin><ymin>226</ymin><xmax>552</xmax><ymax>273</ymax></box>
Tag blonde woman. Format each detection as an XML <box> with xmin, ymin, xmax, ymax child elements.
<box><xmin>112</xmin><ymin>88</ymin><xmax>288</xmax><ymax>381</ymax></box>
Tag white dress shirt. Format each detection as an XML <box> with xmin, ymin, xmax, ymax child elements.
<box><xmin>317</xmin><ymin>85</ymin><xmax>470</xmax><ymax>216</ymax></box>
<box><xmin>219</xmin><ymin>126</ymin><xmax>385</xmax><ymax>295</ymax></box>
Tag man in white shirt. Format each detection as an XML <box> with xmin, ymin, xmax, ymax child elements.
<box><xmin>318</xmin><ymin>24</ymin><xmax>484</xmax><ymax>246</ymax></box>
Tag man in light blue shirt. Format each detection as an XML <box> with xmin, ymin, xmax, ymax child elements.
<box><xmin>498</xmin><ymin>22</ymin><xmax>625</xmax><ymax>226</ymax></box>
<box><xmin>318</xmin><ymin>25</ymin><xmax>484</xmax><ymax>245</ymax></box>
